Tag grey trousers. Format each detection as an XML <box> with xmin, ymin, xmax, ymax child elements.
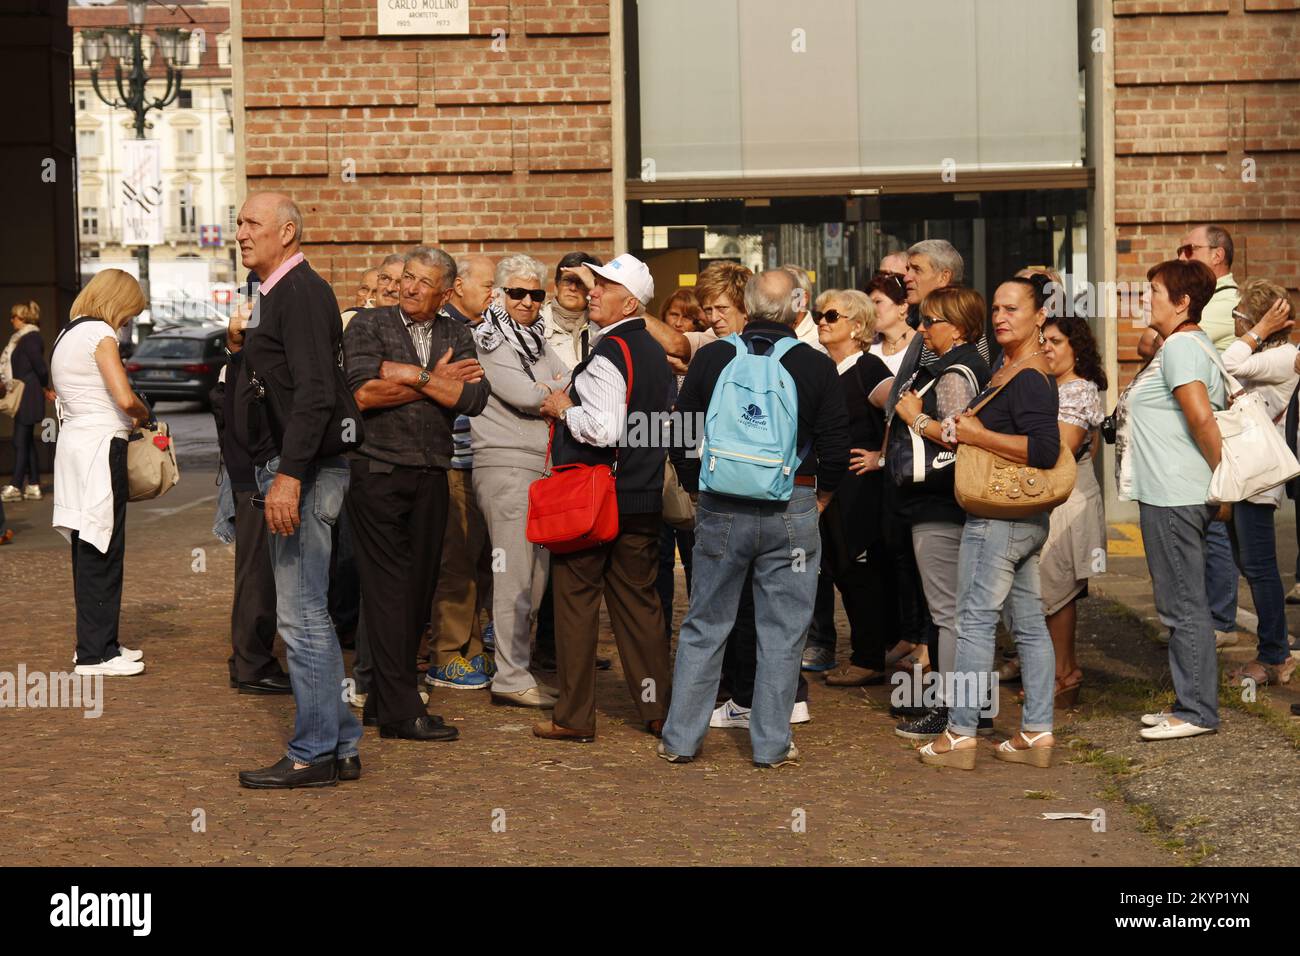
<box><xmin>911</xmin><ymin>521</ymin><xmax>964</xmax><ymax>700</ymax></box>
<box><xmin>475</xmin><ymin>464</ymin><xmax>549</xmax><ymax>694</ymax></box>
<box><xmin>1139</xmin><ymin>502</ymin><xmax>1220</xmax><ymax>729</ymax></box>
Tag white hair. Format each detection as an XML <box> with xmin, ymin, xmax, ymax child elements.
<box><xmin>494</xmin><ymin>254</ymin><xmax>547</xmax><ymax>289</ymax></box>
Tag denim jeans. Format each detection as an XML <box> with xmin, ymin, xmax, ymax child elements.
<box><xmin>1231</xmin><ymin>501</ymin><xmax>1289</xmax><ymax>666</ymax></box>
<box><xmin>1204</xmin><ymin>519</ymin><xmax>1238</xmax><ymax>632</ymax></box>
<box><xmin>255</xmin><ymin>455</ymin><xmax>363</xmax><ymax>765</ymax></box>
<box><xmin>1139</xmin><ymin>502</ymin><xmax>1220</xmax><ymax>730</ymax></box>
<box><xmin>948</xmin><ymin>515</ymin><xmax>1054</xmax><ymax>737</ymax></box>
<box><xmin>662</xmin><ymin>486</ymin><xmax>821</xmax><ymax>765</ymax></box>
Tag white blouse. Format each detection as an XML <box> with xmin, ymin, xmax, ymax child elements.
<box><xmin>1222</xmin><ymin>337</ymin><xmax>1299</xmax><ymax>507</ymax></box>
<box><xmin>51</xmin><ymin>319</ymin><xmax>133</xmax><ymax>552</ymax></box>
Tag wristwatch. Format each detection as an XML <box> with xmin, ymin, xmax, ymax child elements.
<box><xmin>417</xmin><ymin>369</ymin><xmax>431</xmax><ymax>386</ymax></box>
<box><xmin>1247</xmin><ymin>331</ymin><xmax>1264</xmax><ymax>349</ymax></box>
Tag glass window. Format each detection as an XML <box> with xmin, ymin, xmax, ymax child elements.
<box><xmin>176</xmin><ymin>187</ymin><xmax>197</xmax><ymax>235</ymax></box>
<box><xmin>77</xmin><ymin>129</ymin><xmax>99</xmax><ymax>156</ymax></box>
<box><xmin>132</xmin><ymin>336</ymin><xmax>203</xmax><ymax>359</ymax></box>
<box><xmin>80</xmin><ymin>206</ymin><xmax>99</xmax><ymax>237</ymax></box>
<box><xmin>178</xmin><ymin>89</ymin><xmax>193</xmax><ymax>109</ymax></box>
<box><xmin>176</xmin><ymin>127</ymin><xmax>198</xmax><ymax>154</ymax></box>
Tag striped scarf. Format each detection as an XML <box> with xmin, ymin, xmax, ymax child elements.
<box><xmin>473</xmin><ymin>302</ymin><xmax>546</xmax><ymax>366</ymax></box>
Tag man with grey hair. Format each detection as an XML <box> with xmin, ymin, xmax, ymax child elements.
<box><xmin>374</xmin><ymin>253</ymin><xmax>405</xmax><ymax>308</ymax></box>
<box><xmin>659</xmin><ymin>269</ymin><xmax>850</xmax><ymax>768</ymax></box>
<box><xmin>233</xmin><ymin>191</ymin><xmax>368</xmax><ymax>789</ymax></box>
<box><xmin>781</xmin><ymin>264</ymin><xmax>826</xmax><ymax>354</ymax></box>
<box><xmin>879</xmin><ymin>251</ymin><xmax>910</xmax><ymax>277</ymax></box>
<box><xmin>343</xmin><ymin>246</ymin><xmax>492</xmax><ymax>741</ymax></box>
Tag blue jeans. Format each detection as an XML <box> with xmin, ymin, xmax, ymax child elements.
<box><xmin>1231</xmin><ymin>501</ymin><xmax>1289</xmax><ymax>665</ymax></box>
<box><xmin>1139</xmin><ymin>502</ymin><xmax>1220</xmax><ymax>729</ymax></box>
<box><xmin>662</xmin><ymin>486</ymin><xmax>821</xmax><ymax>765</ymax></box>
<box><xmin>256</xmin><ymin>456</ymin><xmax>363</xmax><ymax>765</ymax></box>
<box><xmin>1204</xmin><ymin>519</ymin><xmax>1238</xmax><ymax>632</ymax></box>
<box><xmin>949</xmin><ymin>515</ymin><xmax>1054</xmax><ymax>737</ymax></box>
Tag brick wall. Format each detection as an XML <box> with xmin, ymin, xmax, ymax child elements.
<box><xmin>238</xmin><ymin>0</ymin><xmax>615</xmax><ymax>305</ymax></box>
<box><xmin>1113</xmin><ymin>0</ymin><xmax>1300</xmax><ymax>385</ymax></box>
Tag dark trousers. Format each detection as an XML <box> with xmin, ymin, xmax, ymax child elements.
<box><xmin>821</xmin><ymin>500</ymin><xmax>889</xmax><ymax>669</ymax></box>
<box><xmin>328</xmin><ymin>505</ymin><xmax>361</xmax><ymax>641</ymax></box>
<box><xmin>656</xmin><ymin>521</ymin><xmax>694</xmax><ymax>637</ymax></box>
<box><xmin>227</xmin><ymin>487</ymin><xmax>280</xmax><ymax>683</ymax></box>
<box><xmin>12</xmin><ymin>421</ymin><xmax>38</xmax><ymax>488</ymax></box>
<box><xmin>535</xmin><ymin>578</ymin><xmax>555</xmax><ymax>658</ymax></box>
<box><xmin>721</xmin><ymin>568</ymin><xmax>809</xmax><ymax>708</ymax></box>
<box><xmin>347</xmin><ymin>462</ymin><xmax>449</xmax><ymax>726</ymax></box>
<box><xmin>804</xmin><ymin>573</ymin><xmax>838</xmax><ymax>651</ymax></box>
<box><xmin>551</xmin><ymin>511</ymin><xmax>672</xmax><ymax>732</ymax></box>
<box><xmin>71</xmin><ymin>437</ymin><xmax>127</xmax><ymax>665</ymax></box>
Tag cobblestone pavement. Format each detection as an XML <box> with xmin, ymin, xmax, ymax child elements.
<box><xmin>0</xmin><ymin>469</ymin><xmax>1199</xmax><ymax>867</ymax></box>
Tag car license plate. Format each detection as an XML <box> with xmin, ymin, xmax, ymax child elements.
<box><xmin>139</xmin><ymin>369</ymin><xmax>181</xmax><ymax>380</ymax></box>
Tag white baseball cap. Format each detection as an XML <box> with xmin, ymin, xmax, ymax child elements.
<box><xmin>588</xmin><ymin>253</ymin><xmax>654</xmax><ymax>305</ymax></box>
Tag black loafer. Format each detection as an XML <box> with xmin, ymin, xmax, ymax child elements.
<box><xmin>238</xmin><ymin>673</ymin><xmax>293</xmax><ymax>695</ymax></box>
<box><xmin>379</xmin><ymin>715</ymin><xmax>459</xmax><ymax>741</ymax></box>
<box><xmin>595</xmin><ymin>656</ymin><xmax>612</xmax><ymax>671</ymax></box>
<box><xmin>337</xmin><ymin>755</ymin><xmax>361</xmax><ymax>781</ymax></box>
<box><xmin>238</xmin><ymin>756</ymin><xmax>338</xmax><ymax>789</ymax></box>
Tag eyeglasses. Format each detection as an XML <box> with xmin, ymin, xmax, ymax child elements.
<box><xmin>1231</xmin><ymin>308</ymin><xmax>1251</xmax><ymax>323</ymax></box>
<box><xmin>504</xmin><ymin>287</ymin><xmax>546</xmax><ymax>304</ymax></box>
<box><xmin>813</xmin><ymin>310</ymin><xmax>846</xmax><ymax>324</ymax></box>
<box><xmin>920</xmin><ymin>315</ymin><xmax>950</xmax><ymax>329</ymax></box>
<box><xmin>1176</xmin><ymin>243</ymin><xmax>1210</xmax><ymax>259</ymax></box>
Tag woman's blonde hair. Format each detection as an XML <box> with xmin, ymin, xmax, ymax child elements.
<box><xmin>1237</xmin><ymin>277</ymin><xmax>1294</xmax><ymax>348</ymax></box>
<box><xmin>11</xmin><ymin>300</ymin><xmax>40</xmax><ymax>325</ymax></box>
<box><xmin>69</xmin><ymin>270</ymin><xmax>147</xmax><ymax>330</ymax></box>
<box><xmin>830</xmin><ymin>289</ymin><xmax>876</xmax><ymax>348</ymax></box>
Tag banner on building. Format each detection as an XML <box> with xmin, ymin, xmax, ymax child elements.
<box><xmin>119</xmin><ymin>139</ymin><xmax>164</xmax><ymax>247</ymax></box>
<box><xmin>377</xmin><ymin>0</ymin><xmax>470</xmax><ymax>35</ymax></box>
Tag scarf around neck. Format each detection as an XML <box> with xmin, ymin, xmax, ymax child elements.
<box><xmin>473</xmin><ymin>302</ymin><xmax>546</xmax><ymax>366</ymax></box>
<box><xmin>0</xmin><ymin>324</ymin><xmax>37</xmax><ymax>385</ymax></box>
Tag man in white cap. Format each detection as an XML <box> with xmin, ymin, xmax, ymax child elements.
<box><xmin>533</xmin><ymin>254</ymin><xmax>676</xmax><ymax>743</ymax></box>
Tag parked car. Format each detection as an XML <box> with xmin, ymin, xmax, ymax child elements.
<box><xmin>126</xmin><ymin>326</ymin><xmax>228</xmax><ymax>410</ymax></box>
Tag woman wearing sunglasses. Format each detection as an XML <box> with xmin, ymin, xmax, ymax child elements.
<box><xmin>470</xmin><ymin>254</ymin><xmax>572</xmax><ymax>708</ymax></box>
<box><xmin>811</xmin><ymin>290</ymin><xmax>896</xmax><ymax>688</ymax></box>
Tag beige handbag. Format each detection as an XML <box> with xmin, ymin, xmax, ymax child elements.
<box><xmin>663</xmin><ymin>459</ymin><xmax>696</xmax><ymax>530</ymax></box>
<box><xmin>127</xmin><ymin>419</ymin><xmax>180</xmax><ymax>501</ymax></box>
<box><xmin>0</xmin><ymin>378</ymin><xmax>23</xmax><ymax>418</ymax></box>
<box><xmin>954</xmin><ymin>370</ymin><xmax>1076</xmax><ymax>520</ymax></box>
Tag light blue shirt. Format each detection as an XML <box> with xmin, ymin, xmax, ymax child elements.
<box><xmin>1118</xmin><ymin>329</ymin><xmax>1227</xmax><ymax>507</ymax></box>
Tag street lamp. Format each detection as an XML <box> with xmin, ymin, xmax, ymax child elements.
<box><xmin>79</xmin><ymin>0</ymin><xmax>191</xmax><ymax>312</ymax></box>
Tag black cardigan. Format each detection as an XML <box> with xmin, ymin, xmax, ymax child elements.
<box><xmin>9</xmin><ymin>330</ymin><xmax>49</xmax><ymax>425</ymax></box>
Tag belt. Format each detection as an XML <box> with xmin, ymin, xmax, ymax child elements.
<box><xmin>793</xmin><ymin>475</ymin><xmax>816</xmax><ymax>488</ymax></box>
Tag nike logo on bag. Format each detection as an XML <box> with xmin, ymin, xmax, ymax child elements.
<box><xmin>931</xmin><ymin>451</ymin><xmax>956</xmax><ymax>470</ymax></box>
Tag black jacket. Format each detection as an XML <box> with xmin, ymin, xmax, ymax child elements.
<box><xmin>673</xmin><ymin>321</ymin><xmax>850</xmax><ymax>496</ymax></box>
<box><xmin>8</xmin><ymin>330</ymin><xmax>49</xmax><ymax>425</ymax></box>
<box><xmin>232</xmin><ymin>259</ymin><xmax>358</xmax><ymax>479</ymax></box>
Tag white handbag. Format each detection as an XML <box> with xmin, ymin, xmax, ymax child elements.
<box><xmin>1188</xmin><ymin>335</ymin><xmax>1300</xmax><ymax>504</ymax></box>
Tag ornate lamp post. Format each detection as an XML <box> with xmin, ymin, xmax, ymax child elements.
<box><xmin>79</xmin><ymin>0</ymin><xmax>191</xmax><ymax>309</ymax></box>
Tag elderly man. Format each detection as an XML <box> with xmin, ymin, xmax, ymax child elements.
<box><xmin>783</xmin><ymin>264</ymin><xmax>826</xmax><ymax>353</ymax></box>
<box><xmin>374</xmin><ymin>253</ymin><xmax>405</xmax><ymax>308</ymax></box>
<box><xmin>427</xmin><ymin>253</ymin><xmax>498</xmax><ymax>688</ymax></box>
<box><xmin>233</xmin><ymin>192</ymin><xmax>365</xmax><ymax>789</ymax></box>
<box><xmin>355</xmin><ymin>268</ymin><xmax>379</xmax><ymax>309</ymax></box>
<box><xmin>532</xmin><ymin>254</ymin><xmax>675</xmax><ymax>742</ymax></box>
<box><xmin>659</xmin><ymin>269</ymin><xmax>850</xmax><ymax>768</ymax></box>
<box><xmin>879</xmin><ymin>251</ymin><xmax>910</xmax><ymax>277</ymax></box>
<box><xmin>344</xmin><ymin>247</ymin><xmax>491</xmax><ymax>741</ymax></box>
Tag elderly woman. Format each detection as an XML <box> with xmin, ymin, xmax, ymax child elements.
<box><xmin>811</xmin><ymin>290</ymin><xmax>896</xmax><ymax>687</ymax></box>
<box><xmin>1032</xmin><ymin>314</ymin><xmax>1109</xmax><ymax>705</ymax></box>
<box><xmin>865</xmin><ymin>272</ymin><xmax>915</xmax><ymax>375</ymax></box>
<box><xmin>471</xmin><ymin>253</ymin><xmax>571</xmax><ymax>707</ymax></box>
<box><xmin>1220</xmin><ymin>279</ymin><xmax>1297</xmax><ymax>687</ymax></box>
<box><xmin>51</xmin><ymin>269</ymin><xmax>151</xmax><ymax>676</ymax></box>
<box><xmin>1115</xmin><ymin>259</ymin><xmax>1224</xmax><ymax>741</ymax></box>
<box><xmin>917</xmin><ymin>274</ymin><xmax>1061</xmax><ymax>769</ymax></box>
<box><xmin>890</xmin><ymin>287</ymin><xmax>991</xmax><ymax>740</ymax></box>
<box><xmin>1</xmin><ymin>301</ymin><xmax>52</xmax><ymax>502</ymax></box>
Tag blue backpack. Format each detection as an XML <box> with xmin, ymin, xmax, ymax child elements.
<box><xmin>699</xmin><ymin>334</ymin><xmax>808</xmax><ymax>501</ymax></box>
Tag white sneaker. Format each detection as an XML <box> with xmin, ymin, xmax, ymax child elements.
<box><xmin>710</xmin><ymin>698</ymin><xmax>750</xmax><ymax>728</ymax></box>
<box><xmin>1140</xmin><ymin>711</ymin><xmax>1173</xmax><ymax>727</ymax></box>
<box><xmin>74</xmin><ymin>657</ymin><xmax>145</xmax><ymax>677</ymax></box>
<box><xmin>22</xmin><ymin>484</ymin><xmax>41</xmax><ymax>500</ymax></box>
<box><xmin>0</xmin><ymin>485</ymin><xmax>20</xmax><ymax>502</ymax></box>
<box><xmin>74</xmin><ymin>646</ymin><xmax>143</xmax><ymax>664</ymax></box>
<box><xmin>1215</xmin><ymin>630</ymin><xmax>1238</xmax><ymax>649</ymax></box>
<box><xmin>790</xmin><ymin>700</ymin><xmax>811</xmax><ymax>724</ymax></box>
<box><xmin>1139</xmin><ymin>718</ymin><xmax>1215</xmax><ymax>741</ymax></box>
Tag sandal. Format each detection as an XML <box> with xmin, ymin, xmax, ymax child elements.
<box><xmin>884</xmin><ymin>640</ymin><xmax>917</xmax><ymax>668</ymax></box>
<box><xmin>892</xmin><ymin>645</ymin><xmax>931</xmax><ymax>674</ymax></box>
<box><xmin>1230</xmin><ymin>658</ymin><xmax>1295</xmax><ymax>687</ymax></box>
<box><xmin>996</xmin><ymin>657</ymin><xmax>1022</xmax><ymax>682</ymax></box>
<box><xmin>918</xmin><ymin>729</ymin><xmax>977</xmax><ymax>770</ymax></box>
<box><xmin>995</xmin><ymin>731</ymin><xmax>1054</xmax><ymax>768</ymax></box>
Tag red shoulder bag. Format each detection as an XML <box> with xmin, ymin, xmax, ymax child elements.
<box><xmin>526</xmin><ymin>336</ymin><xmax>632</xmax><ymax>554</ymax></box>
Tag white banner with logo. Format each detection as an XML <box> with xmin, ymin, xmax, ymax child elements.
<box><xmin>377</xmin><ymin>0</ymin><xmax>470</xmax><ymax>35</ymax></box>
<box><xmin>119</xmin><ymin>139</ymin><xmax>164</xmax><ymax>246</ymax></box>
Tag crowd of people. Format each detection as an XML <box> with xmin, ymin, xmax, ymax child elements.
<box><xmin>14</xmin><ymin>191</ymin><xmax>1299</xmax><ymax>786</ymax></box>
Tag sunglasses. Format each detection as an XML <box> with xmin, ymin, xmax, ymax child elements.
<box><xmin>504</xmin><ymin>287</ymin><xmax>546</xmax><ymax>304</ymax></box>
<box><xmin>1176</xmin><ymin>243</ymin><xmax>1209</xmax><ymax>259</ymax></box>
<box><xmin>920</xmin><ymin>315</ymin><xmax>950</xmax><ymax>329</ymax></box>
<box><xmin>813</xmin><ymin>310</ymin><xmax>847</xmax><ymax>324</ymax></box>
